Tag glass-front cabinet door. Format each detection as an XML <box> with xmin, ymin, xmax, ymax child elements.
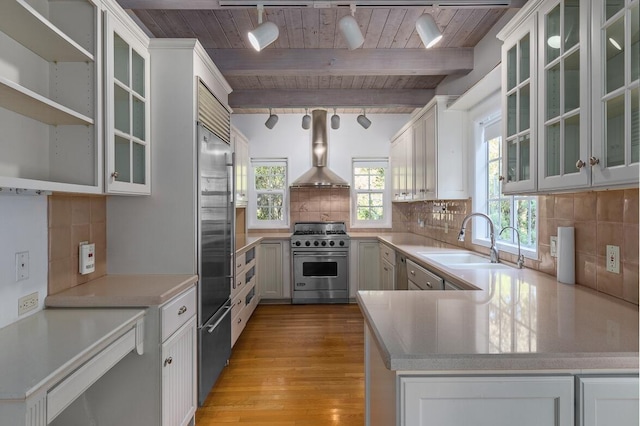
<box><xmin>501</xmin><ymin>16</ymin><xmax>537</xmax><ymax>193</ymax></box>
<box><xmin>538</xmin><ymin>0</ymin><xmax>591</xmax><ymax>190</ymax></box>
<box><xmin>591</xmin><ymin>0</ymin><xmax>639</xmax><ymax>186</ymax></box>
<box><xmin>104</xmin><ymin>12</ymin><xmax>151</xmax><ymax>194</ymax></box>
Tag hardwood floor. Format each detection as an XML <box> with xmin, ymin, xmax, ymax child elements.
<box><xmin>196</xmin><ymin>304</ymin><xmax>365</xmax><ymax>425</ymax></box>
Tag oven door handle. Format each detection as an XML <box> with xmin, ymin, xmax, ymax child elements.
<box><xmin>292</xmin><ymin>252</ymin><xmax>349</xmax><ymax>257</ymax></box>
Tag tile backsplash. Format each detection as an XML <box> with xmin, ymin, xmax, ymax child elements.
<box><xmin>289</xmin><ymin>188</ymin><xmax>351</xmax><ymax>228</ymax></box>
<box><xmin>393</xmin><ymin>188</ymin><xmax>639</xmax><ymax>305</ymax></box>
<box><xmin>48</xmin><ymin>195</ymin><xmax>107</xmax><ymax>295</ymax></box>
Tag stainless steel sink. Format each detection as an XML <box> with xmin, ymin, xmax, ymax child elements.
<box><xmin>417</xmin><ymin>251</ymin><xmax>512</xmax><ymax>270</ymax></box>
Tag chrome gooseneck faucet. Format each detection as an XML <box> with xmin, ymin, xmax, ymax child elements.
<box><xmin>458</xmin><ymin>213</ymin><xmax>499</xmax><ymax>263</ymax></box>
<box><xmin>499</xmin><ymin>226</ymin><xmax>525</xmax><ymax>269</ymax></box>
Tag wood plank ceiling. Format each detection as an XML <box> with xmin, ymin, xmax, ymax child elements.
<box><xmin>121</xmin><ymin>1</ymin><xmax>518</xmax><ymax>113</ymax></box>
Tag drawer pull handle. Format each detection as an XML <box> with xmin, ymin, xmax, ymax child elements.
<box><xmin>237</xmin><ymin>263</ymin><xmax>242</xmax><ymax>268</ymax></box>
<box><xmin>164</xmin><ymin>357</ymin><xmax>173</xmax><ymax>367</ymax></box>
<box><xmin>426</xmin><ymin>281</ymin><xmax>432</xmax><ymax>288</ymax></box>
<box><xmin>410</xmin><ymin>270</ymin><xmax>415</xmax><ymax>275</ymax></box>
<box><xmin>237</xmin><ymin>318</ymin><xmax>242</xmax><ymax>324</ymax></box>
<box><xmin>178</xmin><ymin>305</ymin><xmax>187</xmax><ymax>315</ymax></box>
<box><xmin>383</xmin><ymin>267</ymin><xmax>388</xmax><ymax>271</ymax></box>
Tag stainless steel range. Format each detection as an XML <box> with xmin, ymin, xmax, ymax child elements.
<box><xmin>291</xmin><ymin>222</ymin><xmax>350</xmax><ymax>304</ymax></box>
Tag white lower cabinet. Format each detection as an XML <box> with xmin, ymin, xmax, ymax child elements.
<box><xmin>353</xmin><ymin>240</ymin><xmax>382</xmax><ymax>291</ymax></box>
<box><xmin>231</xmin><ymin>245</ymin><xmax>259</xmax><ymax>347</ymax></box>
<box><xmin>381</xmin><ymin>258</ymin><xmax>395</xmax><ymax>290</ymax></box>
<box><xmin>577</xmin><ymin>376</ymin><xmax>639</xmax><ymax>426</ymax></box>
<box><xmin>258</xmin><ymin>241</ymin><xmax>291</xmax><ymax>300</ymax></box>
<box><xmin>161</xmin><ymin>317</ymin><xmax>197</xmax><ymax>426</ymax></box>
<box><xmin>401</xmin><ymin>376</ymin><xmax>574</xmax><ymax>426</ymax></box>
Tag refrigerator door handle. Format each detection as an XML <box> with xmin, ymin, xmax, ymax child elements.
<box><xmin>205</xmin><ymin>304</ymin><xmax>232</xmax><ymax>334</ymax></box>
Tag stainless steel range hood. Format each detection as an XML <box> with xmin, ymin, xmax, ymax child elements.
<box><xmin>290</xmin><ymin>109</ymin><xmax>349</xmax><ymax>188</ymax></box>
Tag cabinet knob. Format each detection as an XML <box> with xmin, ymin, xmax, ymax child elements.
<box><xmin>178</xmin><ymin>305</ymin><xmax>187</xmax><ymax>315</ymax></box>
<box><xmin>498</xmin><ymin>175</ymin><xmax>505</xmax><ymax>181</ymax></box>
<box><xmin>164</xmin><ymin>357</ymin><xmax>173</xmax><ymax>367</ymax></box>
<box><xmin>589</xmin><ymin>156</ymin><xmax>600</xmax><ymax>166</ymax></box>
<box><xmin>383</xmin><ymin>267</ymin><xmax>388</xmax><ymax>271</ymax></box>
<box><xmin>111</xmin><ymin>171</ymin><xmax>119</xmax><ymax>179</ymax></box>
<box><xmin>426</xmin><ymin>281</ymin><xmax>433</xmax><ymax>288</ymax></box>
<box><xmin>410</xmin><ymin>270</ymin><xmax>415</xmax><ymax>275</ymax></box>
<box><xmin>576</xmin><ymin>159</ymin><xmax>586</xmax><ymax>169</ymax></box>
<box><xmin>237</xmin><ymin>318</ymin><xmax>242</xmax><ymax>324</ymax></box>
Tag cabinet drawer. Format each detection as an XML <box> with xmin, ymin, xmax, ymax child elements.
<box><xmin>235</xmin><ymin>252</ymin><xmax>246</xmax><ymax>276</ymax></box>
<box><xmin>161</xmin><ymin>286</ymin><xmax>197</xmax><ymax>342</ymax></box>
<box><xmin>407</xmin><ymin>259</ymin><xmax>443</xmax><ymax>290</ymax></box>
<box><xmin>230</xmin><ymin>291</ymin><xmax>245</xmax><ymax>321</ymax></box>
<box><xmin>380</xmin><ymin>244</ymin><xmax>396</xmax><ymax>266</ymax></box>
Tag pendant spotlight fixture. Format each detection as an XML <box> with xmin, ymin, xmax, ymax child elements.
<box><xmin>357</xmin><ymin>109</ymin><xmax>371</xmax><ymax>129</ymax></box>
<box><xmin>248</xmin><ymin>5</ymin><xmax>279</xmax><ymax>52</ymax></box>
<box><xmin>331</xmin><ymin>108</ymin><xmax>341</xmax><ymax>130</ymax></box>
<box><xmin>302</xmin><ymin>108</ymin><xmax>311</xmax><ymax>129</ymax></box>
<box><xmin>265</xmin><ymin>108</ymin><xmax>278</xmax><ymax>129</ymax></box>
<box><xmin>416</xmin><ymin>6</ymin><xmax>442</xmax><ymax>49</ymax></box>
<box><xmin>338</xmin><ymin>4</ymin><xmax>364</xmax><ymax>50</ymax></box>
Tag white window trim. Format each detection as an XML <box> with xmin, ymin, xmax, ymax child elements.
<box><xmin>248</xmin><ymin>158</ymin><xmax>289</xmax><ymax>229</ymax></box>
<box><xmin>351</xmin><ymin>158</ymin><xmax>392</xmax><ymax>229</ymax></box>
<box><xmin>470</xmin><ymin>93</ymin><xmax>538</xmax><ymax>260</ymax></box>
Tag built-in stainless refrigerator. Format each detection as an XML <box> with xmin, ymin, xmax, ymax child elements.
<box><xmin>197</xmin><ymin>123</ymin><xmax>233</xmax><ymax>405</ymax></box>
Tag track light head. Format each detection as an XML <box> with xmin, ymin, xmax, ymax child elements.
<box><xmin>357</xmin><ymin>110</ymin><xmax>371</xmax><ymax>129</ymax></box>
<box><xmin>416</xmin><ymin>13</ymin><xmax>442</xmax><ymax>49</ymax></box>
<box><xmin>338</xmin><ymin>7</ymin><xmax>364</xmax><ymax>50</ymax></box>
<box><xmin>248</xmin><ymin>6</ymin><xmax>279</xmax><ymax>51</ymax></box>
<box><xmin>265</xmin><ymin>108</ymin><xmax>278</xmax><ymax>129</ymax></box>
<box><xmin>331</xmin><ymin>109</ymin><xmax>340</xmax><ymax>129</ymax></box>
<box><xmin>302</xmin><ymin>109</ymin><xmax>311</xmax><ymax>129</ymax></box>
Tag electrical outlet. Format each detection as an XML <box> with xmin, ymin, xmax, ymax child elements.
<box><xmin>18</xmin><ymin>292</ymin><xmax>38</xmax><ymax>315</ymax></box>
<box><xmin>550</xmin><ymin>236</ymin><xmax>558</xmax><ymax>258</ymax></box>
<box><xmin>606</xmin><ymin>245</ymin><xmax>620</xmax><ymax>274</ymax></box>
<box><xmin>15</xmin><ymin>251</ymin><xmax>29</xmax><ymax>281</ymax></box>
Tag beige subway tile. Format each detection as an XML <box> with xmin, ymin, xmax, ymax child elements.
<box><xmin>574</xmin><ymin>221</ymin><xmax>597</xmax><ymax>255</ymax></box>
<box><xmin>48</xmin><ymin>196</ymin><xmax>72</xmax><ymax>228</ymax></box>
<box><xmin>289</xmin><ymin>189</ymin><xmax>299</xmax><ymax>202</ymax></box>
<box><xmin>298</xmin><ymin>189</ymin><xmax>309</xmax><ymax>202</ymax></box>
<box><xmin>539</xmin><ymin>218</ymin><xmax>555</xmax><ymax>247</ymax></box>
<box><xmin>573</xmin><ymin>192</ymin><xmax>597</xmax><ymax>222</ymax></box>
<box><xmin>538</xmin><ymin>244</ymin><xmax>557</xmax><ymax>276</ymax></box>
<box><xmin>596</xmin><ymin>256</ymin><xmax>624</xmax><ymax>298</ymax></box>
<box><xmin>298</xmin><ymin>201</ymin><xmax>308</xmax><ymax>212</ymax></box>
<box><xmin>76</xmin><ymin>269</ymin><xmax>90</xmax><ymax>286</ymax></box>
<box><xmin>306</xmin><ymin>200</ymin><xmax>320</xmax><ymax>212</ymax></box>
<box><xmin>48</xmin><ymin>259</ymin><xmax>73</xmax><ymax>295</ymax></box>
<box><xmin>597</xmin><ymin>190</ymin><xmax>624</xmax><ymax>222</ymax></box>
<box><xmin>622</xmin><ymin>224</ymin><xmax>639</xmax><ymax>264</ymax></box>
<box><xmin>554</xmin><ymin>195</ymin><xmax>574</xmax><ymax>221</ymax></box>
<box><xmin>538</xmin><ymin>195</ymin><xmax>555</xmax><ymax>219</ymax></box>
<box><xmin>320</xmin><ymin>199</ymin><xmax>331</xmax><ymax>212</ymax></box>
<box><xmin>596</xmin><ymin>222</ymin><xmax>624</xmax><ymax>257</ymax></box>
<box><xmin>623</xmin><ymin>189</ymin><xmax>639</xmax><ymax>224</ymax></box>
<box><xmin>90</xmin><ymin>197</ymin><xmax>106</xmax><ymax>223</ymax></box>
<box><xmin>71</xmin><ymin>197</ymin><xmax>91</xmax><ymax>225</ymax></box>
<box><xmin>71</xmin><ymin>224</ymin><xmax>90</xmax><ymax>256</ymax></box>
<box><xmin>576</xmin><ymin>253</ymin><xmax>597</xmax><ymax>290</ymax></box>
<box><xmin>91</xmin><ymin>223</ymin><xmax>107</xmax><ymax>249</ymax></box>
<box><xmin>49</xmin><ymin>227</ymin><xmax>72</xmax><ymax>261</ymax></box>
<box><xmin>622</xmin><ymin>263</ymin><xmax>639</xmax><ymax>305</ymax></box>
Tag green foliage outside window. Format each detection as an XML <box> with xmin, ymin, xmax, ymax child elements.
<box><xmin>254</xmin><ymin>165</ymin><xmax>286</xmax><ymax>221</ymax></box>
<box><xmin>354</xmin><ymin>167</ymin><xmax>385</xmax><ymax>221</ymax></box>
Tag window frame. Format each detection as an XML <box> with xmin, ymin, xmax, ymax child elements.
<box><xmin>471</xmin><ymin>95</ymin><xmax>538</xmax><ymax>260</ymax></box>
<box><xmin>351</xmin><ymin>158</ymin><xmax>391</xmax><ymax>229</ymax></box>
<box><xmin>248</xmin><ymin>158</ymin><xmax>289</xmax><ymax>229</ymax></box>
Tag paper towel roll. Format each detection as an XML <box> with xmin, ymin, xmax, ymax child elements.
<box><xmin>557</xmin><ymin>226</ymin><xmax>575</xmax><ymax>284</ymax></box>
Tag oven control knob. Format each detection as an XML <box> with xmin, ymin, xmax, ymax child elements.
<box><xmin>329</xmin><ymin>241</ymin><xmax>335</xmax><ymax>246</ymax></box>
<box><xmin>314</xmin><ymin>241</ymin><xmax>319</xmax><ymax>246</ymax></box>
<box><xmin>321</xmin><ymin>241</ymin><xmax>327</xmax><ymax>246</ymax></box>
<box><xmin>339</xmin><ymin>241</ymin><xmax>345</xmax><ymax>246</ymax></box>
<box><xmin>305</xmin><ymin>241</ymin><xmax>311</xmax><ymax>246</ymax></box>
<box><xmin>295</xmin><ymin>241</ymin><xmax>301</xmax><ymax>246</ymax></box>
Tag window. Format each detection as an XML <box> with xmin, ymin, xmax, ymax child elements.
<box><xmin>250</xmin><ymin>159</ymin><xmax>287</xmax><ymax>228</ymax></box>
<box><xmin>475</xmin><ymin>116</ymin><xmax>537</xmax><ymax>257</ymax></box>
<box><xmin>352</xmin><ymin>159</ymin><xmax>391</xmax><ymax>228</ymax></box>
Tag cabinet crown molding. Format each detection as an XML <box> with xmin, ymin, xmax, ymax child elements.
<box><xmin>496</xmin><ymin>0</ymin><xmax>543</xmax><ymax>41</ymax></box>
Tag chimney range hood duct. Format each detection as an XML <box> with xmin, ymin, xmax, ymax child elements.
<box><xmin>291</xmin><ymin>109</ymin><xmax>350</xmax><ymax>188</ymax></box>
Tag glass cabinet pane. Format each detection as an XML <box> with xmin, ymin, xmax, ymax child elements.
<box><xmin>519</xmin><ymin>34</ymin><xmax>530</xmax><ymax>82</ymax></box>
<box><xmin>564</xmin><ymin>50</ymin><xmax>580</xmax><ymax>112</ymax></box>
<box><xmin>564</xmin><ymin>114</ymin><xmax>580</xmax><ymax>172</ymax></box>
<box><xmin>606</xmin><ymin>17</ymin><xmax>625</xmax><ymax>94</ymax></box>
<box><xmin>114</xmin><ymin>34</ymin><xmax>129</xmax><ymax>86</ymax></box>
<box><xmin>132</xmin><ymin>96</ymin><xmax>145</xmax><ymax>140</ymax></box>
<box><xmin>631</xmin><ymin>87</ymin><xmax>639</xmax><ymax>163</ymax></box>
<box><xmin>132</xmin><ymin>142</ymin><xmax>145</xmax><ymax>184</ymax></box>
<box><xmin>546</xmin><ymin>5</ymin><xmax>561</xmax><ymax>64</ymax></box>
<box><xmin>132</xmin><ymin>50</ymin><xmax>145</xmax><ymax>96</ymax></box>
<box><xmin>606</xmin><ymin>94</ymin><xmax>625</xmax><ymax>167</ymax></box>
<box><xmin>564</xmin><ymin>0</ymin><xmax>580</xmax><ymax>50</ymax></box>
<box><xmin>547</xmin><ymin>64</ymin><xmax>561</xmax><ymax>119</ymax></box>
<box><xmin>114</xmin><ymin>85</ymin><xmax>130</xmax><ymax>134</ymax></box>
<box><xmin>606</xmin><ymin>0</ymin><xmax>624</xmax><ymax>20</ymax></box>
<box><xmin>507</xmin><ymin>46</ymin><xmax>517</xmax><ymax>90</ymax></box>
<box><xmin>507</xmin><ymin>138</ymin><xmax>517</xmax><ymax>182</ymax></box>
<box><xmin>519</xmin><ymin>134</ymin><xmax>531</xmax><ymax>180</ymax></box>
<box><xmin>507</xmin><ymin>93</ymin><xmax>517</xmax><ymax>136</ymax></box>
<box><xmin>632</xmin><ymin>5</ymin><xmax>639</xmax><ymax>82</ymax></box>
<box><xmin>519</xmin><ymin>84</ymin><xmax>530</xmax><ymax>131</ymax></box>
<box><xmin>115</xmin><ymin>135</ymin><xmax>131</xmax><ymax>183</ymax></box>
<box><xmin>546</xmin><ymin>123</ymin><xmax>561</xmax><ymax>176</ymax></box>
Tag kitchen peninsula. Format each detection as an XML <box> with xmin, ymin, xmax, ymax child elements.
<box><xmin>357</xmin><ymin>236</ymin><xmax>639</xmax><ymax>426</ymax></box>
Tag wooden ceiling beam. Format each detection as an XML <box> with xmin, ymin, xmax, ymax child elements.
<box><xmin>228</xmin><ymin>88</ymin><xmax>435</xmax><ymax>109</ymax></box>
<box><xmin>208</xmin><ymin>48</ymin><xmax>473</xmax><ymax>76</ymax></box>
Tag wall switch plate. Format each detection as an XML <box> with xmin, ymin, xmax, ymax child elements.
<box><xmin>606</xmin><ymin>245</ymin><xmax>620</xmax><ymax>274</ymax></box>
<box><xmin>79</xmin><ymin>242</ymin><xmax>96</xmax><ymax>275</ymax></box>
<box><xmin>15</xmin><ymin>251</ymin><xmax>29</xmax><ymax>281</ymax></box>
<box><xmin>550</xmin><ymin>236</ymin><xmax>558</xmax><ymax>258</ymax></box>
<box><xmin>18</xmin><ymin>292</ymin><xmax>38</xmax><ymax>315</ymax></box>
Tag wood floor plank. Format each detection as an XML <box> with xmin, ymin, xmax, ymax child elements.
<box><xmin>196</xmin><ymin>304</ymin><xmax>365</xmax><ymax>425</ymax></box>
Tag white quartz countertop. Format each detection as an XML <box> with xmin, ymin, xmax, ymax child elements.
<box><xmin>356</xmin><ymin>233</ymin><xmax>639</xmax><ymax>372</ymax></box>
<box><xmin>0</xmin><ymin>308</ymin><xmax>145</xmax><ymax>400</ymax></box>
<box><xmin>45</xmin><ymin>274</ymin><xmax>197</xmax><ymax>307</ymax></box>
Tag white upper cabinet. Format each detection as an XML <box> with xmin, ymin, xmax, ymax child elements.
<box><xmin>0</xmin><ymin>0</ymin><xmax>102</xmax><ymax>193</ymax></box>
<box><xmin>591</xmin><ymin>0</ymin><xmax>639</xmax><ymax>186</ymax></box>
<box><xmin>538</xmin><ymin>0</ymin><xmax>591</xmax><ymax>191</ymax></box>
<box><xmin>232</xmin><ymin>126</ymin><xmax>249</xmax><ymax>207</ymax></box>
<box><xmin>391</xmin><ymin>128</ymin><xmax>413</xmax><ymax>201</ymax></box>
<box><xmin>500</xmin><ymin>13</ymin><xmax>537</xmax><ymax>193</ymax></box>
<box><xmin>103</xmin><ymin>6</ymin><xmax>150</xmax><ymax>195</ymax></box>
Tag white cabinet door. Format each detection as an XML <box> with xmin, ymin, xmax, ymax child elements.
<box><xmin>232</xmin><ymin>126</ymin><xmax>249</xmax><ymax>207</ymax></box>
<box><xmin>104</xmin><ymin>11</ymin><xmax>151</xmax><ymax>195</ymax></box>
<box><xmin>380</xmin><ymin>258</ymin><xmax>395</xmax><ymax>290</ymax></box>
<box><xmin>391</xmin><ymin>129</ymin><xmax>412</xmax><ymax>201</ymax></box>
<box><xmin>413</xmin><ymin>113</ymin><xmax>428</xmax><ymax>200</ymax></box>
<box><xmin>401</xmin><ymin>375</ymin><xmax>574</xmax><ymax>426</ymax></box>
<box><xmin>258</xmin><ymin>242</ymin><xmax>285</xmax><ymax>299</ymax></box>
<box><xmin>578</xmin><ymin>375</ymin><xmax>639</xmax><ymax>426</ymax></box>
<box><xmin>161</xmin><ymin>317</ymin><xmax>197</xmax><ymax>426</ymax></box>
<box><xmin>357</xmin><ymin>241</ymin><xmax>382</xmax><ymax>291</ymax></box>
